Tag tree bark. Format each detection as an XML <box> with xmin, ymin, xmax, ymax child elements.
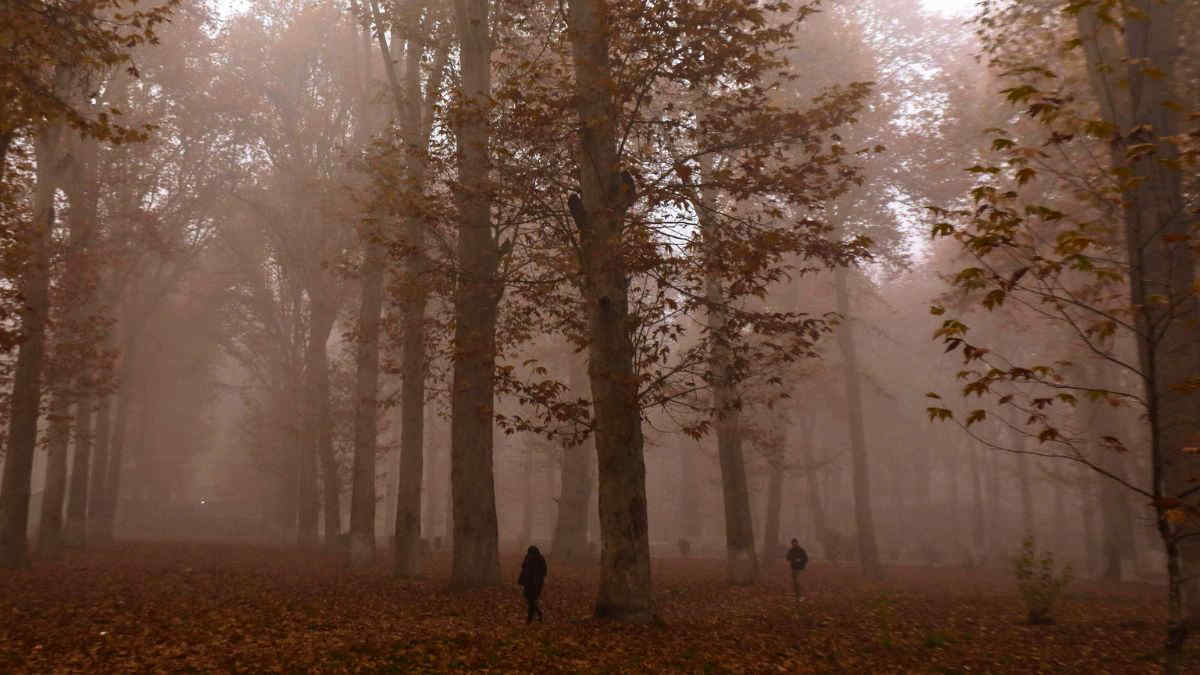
<box><xmin>349</xmin><ymin>234</ymin><xmax>383</xmax><ymax>565</ymax></box>
<box><xmin>449</xmin><ymin>0</ymin><xmax>502</xmax><ymax>589</ymax></box>
<box><xmin>64</xmin><ymin>392</ymin><xmax>93</xmax><ymax>548</ymax></box>
<box><xmin>566</xmin><ymin>0</ymin><xmax>654</xmax><ymax>621</ymax></box>
<box><xmin>0</xmin><ymin>116</ymin><xmax>63</xmax><ymax>568</ymax></box>
<box><xmin>832</xmin><ymin>266</ymin><xmax>880</xmax><ymax>577</ymax></box>
<box><xmin>88</xmin><ymin>390</ymin><xmax>113</xmax><ymax>541</ymax></box>
<box><xmin>969</xmin><ymin>441</ymin><xmax>985</xmax><ymax>558</ymax></box>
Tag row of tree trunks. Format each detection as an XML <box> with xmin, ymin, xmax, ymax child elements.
<box><xmin>0</xmin><ymin>102</ymin><xmax>65</xmax><ymax>568</ymax></box>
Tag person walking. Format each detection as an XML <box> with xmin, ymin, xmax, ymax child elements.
<box><xmin>518</xmin><ymin>545</ymin><xmax>548</xmax><ymax>623</ymax></box>
<box><xmin>785</xmin><ymin>538</ymin><xmax>808</xmax><ymax>601</ymax></box>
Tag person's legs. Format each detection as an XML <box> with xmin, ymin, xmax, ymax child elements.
<box><xmin>791</xmin><ymin>568</ymin><xmax>801</xmax><ymax>600</ymax></box>
<box><xmin>526</xmin><ymin>593</ymin><xmax>536</xmax><ymax>623</ymax></box>
<box><xmin>533</xmin><ymin>589</ymin><xmax>544</xmax><ymax>620</ymax></box>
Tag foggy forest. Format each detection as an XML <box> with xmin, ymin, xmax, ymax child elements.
<box><xmin>2</xmin><ymin>0</ymin><xmax>1199</xmax><ymax>671</ymax></box>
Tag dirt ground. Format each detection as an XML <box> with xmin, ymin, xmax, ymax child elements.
<box><xmin>0</xmin><ymin>542</ymin><xmax>1185</xmax><ymax>672</ymax></box>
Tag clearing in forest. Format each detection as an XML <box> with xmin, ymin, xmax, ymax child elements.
<box><xmin>0</xmin><ymin>543</ymin><xmax>1180</xmax><ymax>672</ymax></box>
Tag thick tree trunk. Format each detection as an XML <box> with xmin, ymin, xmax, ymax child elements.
<box><xmin>0</xmin><ymin>119</ymin><xmax>63</xmax><ymax>568</ymax></box>
<box><xmin>832</xmin><ymin>267</ymin><xmax>880</xmax><ymax>576</ymax></box>
<box><xmin>449</xmin><ymin>0</ymin><xmax>502</xmax><ymax>589</ymax></box>
<box><xmin>64</xmin><ymin>393</ymin><xmax>93</xmax><ymax>548</ymax></box>
<box><xmin>566</xmin><ymin>0</ymin><xmax>653</xmax><ymax>621</ymax></box>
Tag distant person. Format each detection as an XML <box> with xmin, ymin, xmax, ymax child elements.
<box><xmin>785</xmin><ymin>538</ymin><xmax>808</xmax><ymax>600</ymax></box>
<box><xmin>518</xmin><ymin>545</ymin><xmax>548</xmax><ymax>623</ymax></box>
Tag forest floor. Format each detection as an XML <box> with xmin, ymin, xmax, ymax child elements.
<box><xmin>0</xmin><ymin>541</ymin><xmax>1185</xmax><ymax>673</ymax></box>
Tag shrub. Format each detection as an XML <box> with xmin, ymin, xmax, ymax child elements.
<box><xmin>1012</xmin><ymin>535</ymin><xmax>1072</xmax><ymax>625</ymax></box>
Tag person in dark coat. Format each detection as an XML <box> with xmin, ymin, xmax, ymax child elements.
<box><xmin>518</xmin><ymin>546</ymin><xmax>548</xmax><ymax>623</ymax></box>
<box><xmin>785</xmin><ymin>538</ymin><xmax>808</xmax><ymax>601</ymax></box>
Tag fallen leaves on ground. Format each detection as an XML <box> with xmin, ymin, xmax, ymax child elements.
<box><xmin>0</xmin><ymin>542</ymin><xmax>1182</xmax><ymax>672</ymax></box>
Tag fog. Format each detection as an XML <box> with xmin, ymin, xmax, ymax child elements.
<box><xmin>2</xmin><ymin>0</ymin><xmax>1197</xmax><ymax>670</ymax></box>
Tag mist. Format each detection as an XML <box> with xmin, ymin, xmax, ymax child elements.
<box><xmin>1</xmin><ymin>0</ymin><xmax>1196</xmax><ymax>671</ymax></box>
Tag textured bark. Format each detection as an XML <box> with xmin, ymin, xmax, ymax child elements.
<box><xmin>0</xmin><ymin>117</ymin><xmax>63</xmax><ymax>568</ymax></box>
<box><xmin>64</xmin><ymin>393</ymin><xmax>93</xmax><ymax>548</ymax></box>
<box><xmin>449</xmin><ymin>0</ymin><xmax>502</xmax><ymax>589</ymax></box>
<box><xmin>832</xmin><ymin>267</ymin><xmax>880</xmax><ymax>576</ymax></box>
<box><xmin>566</xmin><ymin>0</ymin><xmax>653</xmax><ymax>621</ymax></box>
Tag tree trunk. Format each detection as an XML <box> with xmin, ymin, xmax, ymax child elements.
<box><xmin>680</xmin><ymin>441</ymin><xmax>701</xmax><ymax>541</ymax></box>
<box><xmin>0</xmin><ymin>117</ymin><xmax>63</xmax><ymax>568</ymax></box>
<box><xmin>832</xmin><ymin>266</ymin><xmax>880</xmax><ymax>577</ymax></box>
<box><xmin>1079</xmin><ymin>4</ymin><xmax>1196</xmax><ymax>665</ymax></box>
<box><xmin>700</xmin><ymin>173</ymin><xmax>757</xmax><ymax>585</ymax></box>
<box><xmin>1016</xmin><ymin>451</ymin><xmax>1035</xmax><ymax>539</ymax></box>
<box><xmin>36</xmin><ymin>388</ymin><xmax>73</xmax><ymax>557</ymax></box>
<box><xmin>448</xmin><ymin>0</ymin><xmax>502</xmax><ymax>589</ymax></box>
<box><xmin>551</xmin><ymin>356</ymin><xmax>593</xmax><ymax>564</ymax></box>
<box><xmin>969</xmin><ymin>441</ymin><xmax>985</xmax><ymax>558</ymax></box>
<box><xmin>94</xmin><ymin>333</ymin><xmax>137</xmax><ymax>544</ymax></box>
<box><xmin>64</xmin><ymin>392</ymin><xmax>93</xmax><ymax>549</ymax></box>
<box><xmin>304</xmin><ymin>298</ymin><xmax>338</xmax><ymax>548</ymax></box>
<box><xmin>566</xmin><ymin>0</ymin><xmax>653</xmax><ymax>621</ymax></box>
<box><xmin>763</xmin><ymin>458</ymin><xmax>783</xmax><ymax>559</ymax></box>
<box><xmin>88</xmin><ymin>390</ymin><xmax>113</xmax><ymax>541</ymax></box>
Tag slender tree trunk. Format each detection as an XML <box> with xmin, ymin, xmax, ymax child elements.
<box><xmin>1079</xmin><ymin>4</ymin><xmax>1196</xmax><ymax>667</ymax></box>
<box><xmin>680</xmin><ymin>442</ymin><xmax>701</xmax><ymax>541</ymax></box>
<box><xmin>94</xmin><ymin>334</ymin><xmax>136</xmax><ymax>544</ymax></box>
<box><xmin>700</xmin><ymin>182</ymin><xmax>757</xmax><ymax>585</ymax></box>
<box><xmin>303</xmin><ymin>298</ymin><xmax>338</xmax><ymax>548</ymax></box>
<box><xmin>969</xmin><ymin>441</ymin><xmax>985</xmax><ymax>558</ymax></box>
<box><xmin>36</xmin><ymin>388</ymin><xmax>73</xmax><ymax>557</ymax></box>
<box><xmin>448</xmin><ymin>0</ymin><xmax>502</xmax><ymax>589</ymax></box>
<box><xmin>763</xmin><ymin>458</ymin><xmax>783</xmax><ymax>559</ymax></box>
<box><xmin>0</xmin><ymin>117</ymin><xmax>63</xmax><ymax>568</ymax></box>
<box><xmin>88</xmin><ymin>390</ymin><xmax>112</xmax><ymax>538</ymax></box>
<box><xmin>566</xmin><ymin>0</ymin><xmax>653</xmax><ymax>621</ymax></box>
<box><xmin>1016</xmin><ymin>452</ymin><xmax>1035</xmax><ymax>539</ymax></box>
<box><xmin>551</xmin><ymin>358</ymin><xmax>593</xmax><ymax>564</ymax></box>
<box><xmin>832</xmin><ymin>267</ymin><xmax>880</xmax><ymax>577</ymax></box>
<box><xmin>64</xmin><ymin>390</ymin><xmax>93</xmax><ymax>548</ymax></box>
<box><xmin>521</xmin><ymin>442</ymin><xmax>534</xmax><ymax>546</ymax></box>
